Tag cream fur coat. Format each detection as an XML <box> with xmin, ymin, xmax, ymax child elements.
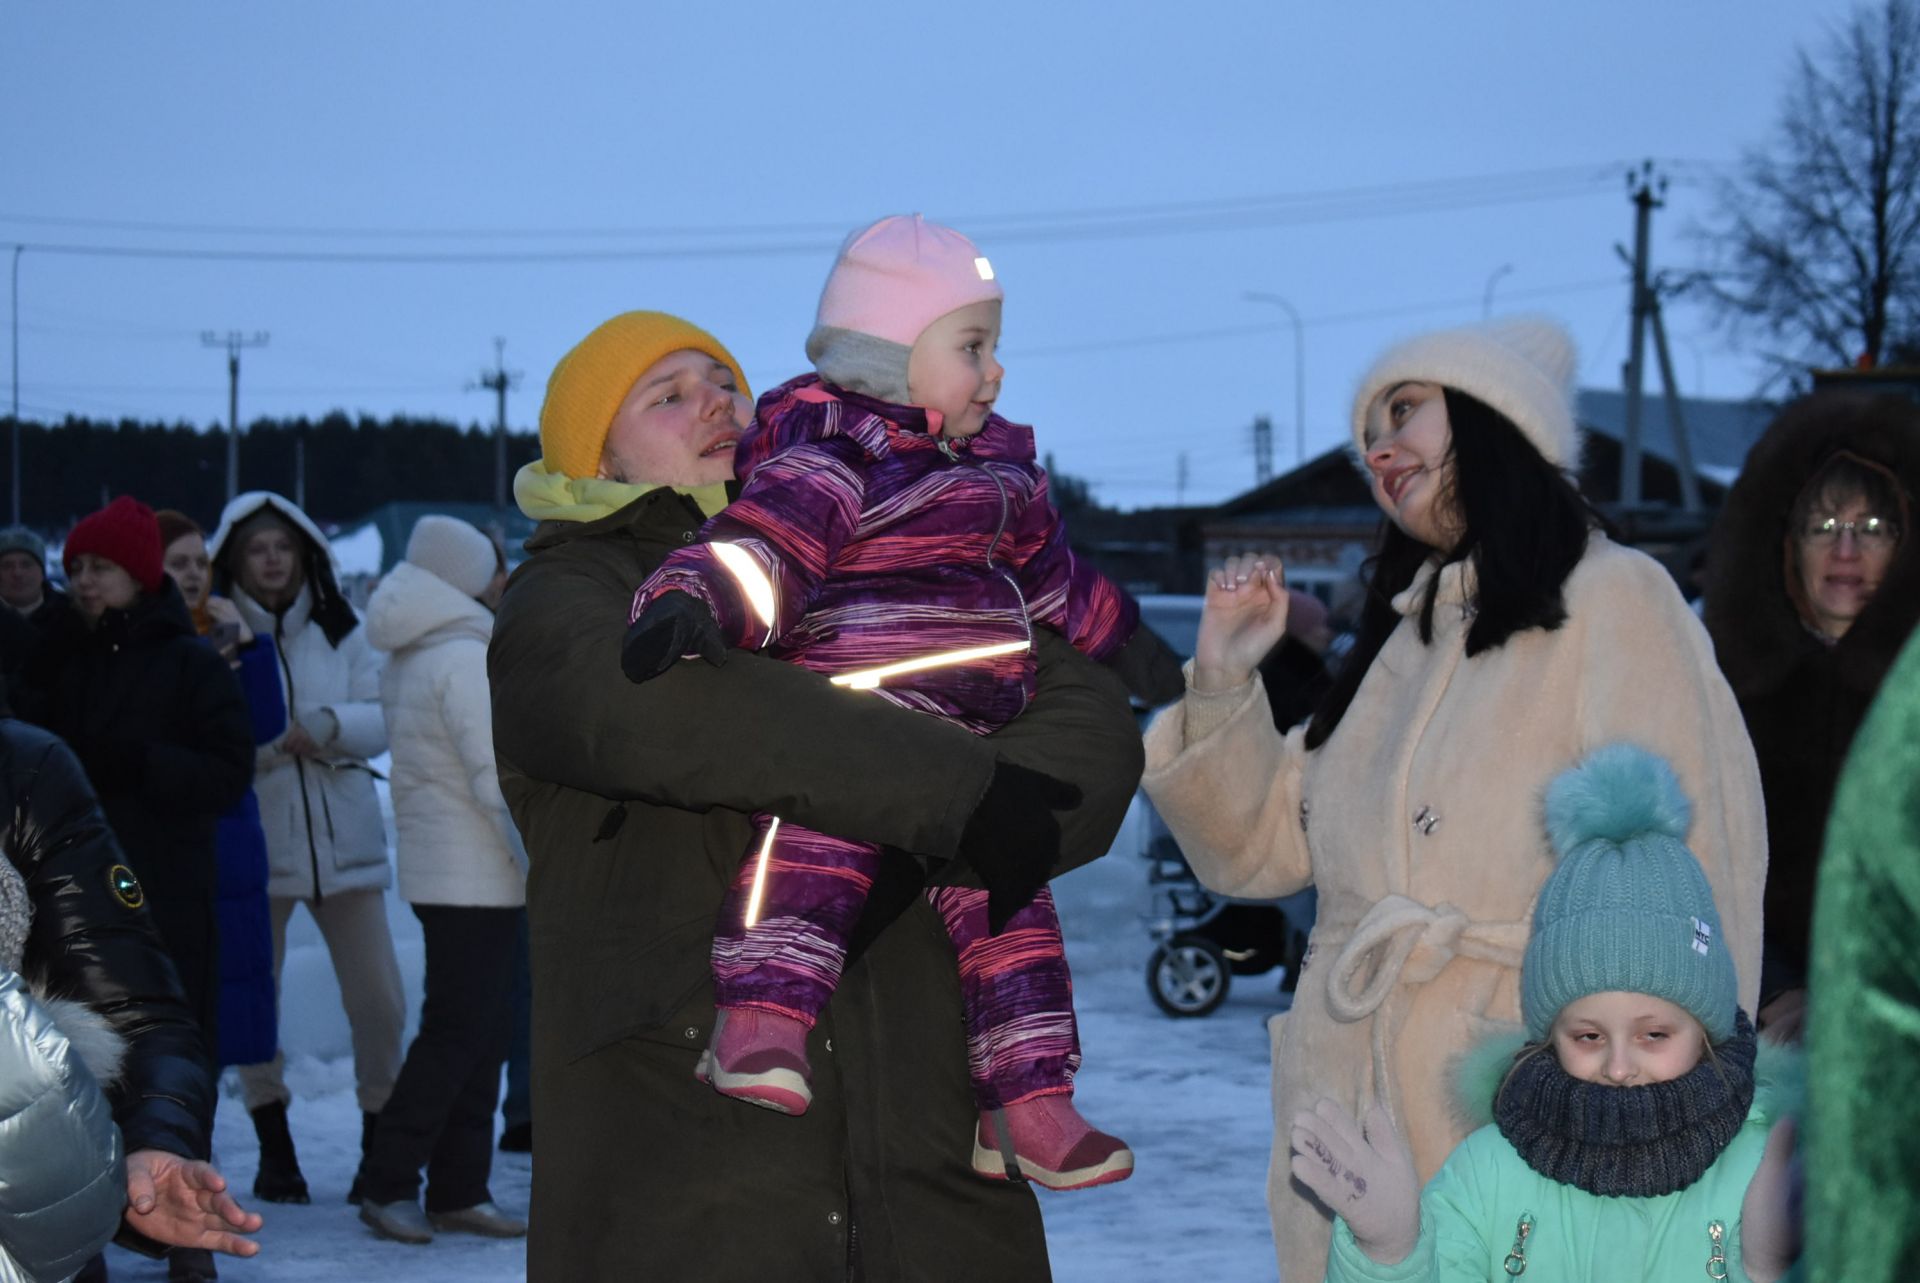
<box><xmin>1141</xmin><ymin>536</ymin><xmax>1765</xmax><ymax>1283</ymax></box>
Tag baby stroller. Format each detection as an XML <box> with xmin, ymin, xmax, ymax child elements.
<box><xmin>1141</xmin><ymin>798</ymin><xmax>1313</xmax><ymax>1018</ymax></box>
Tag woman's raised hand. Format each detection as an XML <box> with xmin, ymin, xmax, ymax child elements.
<box><xmin>1192</xmin><ymin>554</ymin><xmax>1289</xmax><ymax>693</ymax></box>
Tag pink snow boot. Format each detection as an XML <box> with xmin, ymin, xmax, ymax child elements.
<box><xmin>971</xmin><ymin>1094</ymin><xmax>1134</xmax><ymax>1191</ymax></box>
<box><xmin>695</xmin><ymin>1007</ymin><xmax>813</xmax><ymax>1115</ymax></box>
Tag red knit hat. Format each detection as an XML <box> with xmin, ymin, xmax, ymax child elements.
<box><xmin>64</xmin><ymin>496</ymin><xmax>165</xmax><ymax>594</ymax></box>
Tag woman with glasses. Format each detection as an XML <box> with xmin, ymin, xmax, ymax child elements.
<box><xmin>1704</xmin><ymin>390</ymin><xmax>1920</xmax><ymax>1043</ymax></box>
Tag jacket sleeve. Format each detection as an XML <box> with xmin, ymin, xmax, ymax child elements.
<box><xmin>1570</xmin><ymin>548</ymin><xmax>1768</xmax><ymax>1017</ymax></box>
<box><xmin>11</xmin><ymin>732</ymin><xmax>213</xmax><ymax>1162</ymax></box>
<box><xmin>1139</xmin><ymin>672</ymin><xmax>1314</xmax><ymax>899</ymax></box>
<box><xmin>133</xmin><ymin>645</ymin><xmax>253</xmax><ymax>818</ymax></box>
<box><xmin>0</xmin><ymin>969</ymin><xmax>127</xmax><ymax>1283</ymax></box>
<box><xmin>629</xmin><ymin>435</ymin><xmax>869</xmax><ymax>650</ymax></box>
<box><xmin>492</xmin><ymin>552</ymin><xmax>1137</xmax><ymax>867</ymax></box>
<box><xmin>439</xmin><ymin>639</ymin><xmax>527</xmax><ymax>873</ymax></box>
<box><xmin>233</xmin><ymin>635</ymin><xmax>288</xmax><ymax>746</ymax></box>
<box><xmin>315</xmin><ymin>628</ymin><xmax>388</xmax><ymax>761</ymax></box>
<box><xmin>1009</xmin><ymin>471</ymin><xmax>1138</xmax><ymax>662</ymax></box>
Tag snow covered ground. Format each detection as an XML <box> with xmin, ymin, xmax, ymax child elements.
<box><xmin>97</xmin><ymin>796</ymin><xmax>1288</xmax><ymax>1281</ymax></box>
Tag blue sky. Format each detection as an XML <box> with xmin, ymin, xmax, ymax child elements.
<box><xmin>1</xmin><ymin>1</ymin><xmax>1865</xmax><ymax>510</ymax></box>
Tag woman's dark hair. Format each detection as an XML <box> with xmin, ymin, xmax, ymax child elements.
<box><xmin>1304</xmin><ymin>388</ymin><xmax>1602</xmax><ymax>749</ymax></box>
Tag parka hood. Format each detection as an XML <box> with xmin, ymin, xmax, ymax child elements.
<box><xmin>1704</xmin><ymin>392</ymin><xmax>1920</xmax><ymax>700</ymax></box>
<box><xmin>364</xmin><ymin>560</ymin><xmax>492</xmax><ymax>655</ymax></box>
<box><xmin>207</xmin><ymin>490</ymin><xmax>360</xmax><ymax>648</ymax></box>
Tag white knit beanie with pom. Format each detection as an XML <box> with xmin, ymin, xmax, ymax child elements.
<box><xmin>404</xmin><ymin>515</ymin><xmax>499</xmax><ymax>600</ymax></box>
<box><xmin>1350</xmin><ymin>315</ymin><xmax>1581</xmax><ymax>470</ymax></box>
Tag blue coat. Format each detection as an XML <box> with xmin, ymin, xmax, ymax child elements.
<box><xmin>214</xmin><ymin>635</ymin><xmax>283</xmax><ymax>1067</ymax></box>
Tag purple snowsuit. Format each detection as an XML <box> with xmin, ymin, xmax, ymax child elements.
<box><xmin>629</xmin><ymin>374</ymin><xmax>1138</xmax><ymax>1108</ymax></box>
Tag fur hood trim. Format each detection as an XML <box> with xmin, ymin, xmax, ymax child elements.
<box><xmin>32</xmin><ymin>985</ymin><xmax>128</xmax><ymax>1088</ymax></box>
<box><xmin>1704</xmin><ymin>390</ymin><xmax>1920</xmax><ymax>699</ymax></box>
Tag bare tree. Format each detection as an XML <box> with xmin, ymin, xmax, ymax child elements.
<box><xmin>1705</xmin><ymin>0</ymin><xmax>1920</xmax><ymax>373</ymax></box>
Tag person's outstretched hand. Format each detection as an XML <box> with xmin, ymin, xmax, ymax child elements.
<box><xmin>955</xmin><ymin>761</ymin><xmax>1082</xmax><ymax>933</ymax></box>
<box><xmin>1193</xmin><ymin>554</ymin><xmax>1289</xmax><ymax>694</ymax></box>
<box><xmin>1289</xmin><ymin>1098</ymin><xmax>1420</xmax><ymax>1266</ymax></box>
<box><xmin>1739</xmin><ymin>1117</ymin><xmax>1802</xmax><ymax>1283</ymax></box>
<box><xmin>622</xmin><ymin>592</ymin><xmax>726</xmax><ymax>682</ymax></box>
<box><xmin>123</xmin><ymin>1149</ymin><xmax>263</xmax><ymax>1257</ymax></box>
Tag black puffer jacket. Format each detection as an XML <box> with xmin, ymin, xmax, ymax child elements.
<box><xmin>1703</xmin><ymin>390</ymin><xmax>1920</xmax><ymax>995</ymax></box>
<box><xmin>21</xmin><ymin>581</ymin><xmax>253</xmax><ymax>1038</ymax></box>
<box><xmin>0</xmin><ymin>710</ymin><xmax>214</xmax><ymax>1160</ymax></box>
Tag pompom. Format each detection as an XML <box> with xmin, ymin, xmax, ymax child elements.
<box><xmin>1543</xmin><ymin>743</ymin><xmax>1691</xmax><ymax>859</ymax></box>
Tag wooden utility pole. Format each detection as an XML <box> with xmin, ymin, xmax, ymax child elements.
<box><xmin>1616</xmin><ymin>162</ymin><xmax>1702</xmax><ymax>513</ymax></box>
<box><xmin>201</xmin><ymin>330</ymin><xmax>269</xmax><ymax>502</ymax></box>
<box><xmin>470</xmin><ymin>338</ymin><xmax>521</xmax><ymax>511</ymax></box>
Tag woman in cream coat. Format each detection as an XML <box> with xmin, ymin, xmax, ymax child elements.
<box><xmin>1141</xmin><ymin>318</ymin><xmax>1766</xmax><ymax>1283</ymax></box>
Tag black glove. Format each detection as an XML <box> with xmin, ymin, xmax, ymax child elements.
<box><xmin>956</xmin><ymin>762</ymin><xmax>1083</xmax><ymax>934</ymax></box>
<box><xmin>621</xmin><ymin>593</ymin><xmax>727</xmax><ymax>683</ymax></box>
<box><xmin>1108</xmin><ymin>623</ymin><xmax>1187</xmax><ymax>709</ymax></box>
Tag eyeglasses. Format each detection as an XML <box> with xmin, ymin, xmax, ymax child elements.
<box><xmin>1800</xmin><ymin>515</ymin><xmax>1899</xmax><ymax>549</ymax></box>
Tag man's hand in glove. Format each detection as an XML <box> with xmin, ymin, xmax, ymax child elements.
<box><xmin>955</xmin><ymin>761</ymin><xmax>1082</xmax><ymax>934</ymax></box>
<box><xmin>622</xmin><ymin>592</ymin><xmax>726</xmax><ymax>683</ymax></box>
<box><xmin>1289</xmin><ymin>1098</ymin><xmax>1421</xmax><ymax>1267</ymax></box>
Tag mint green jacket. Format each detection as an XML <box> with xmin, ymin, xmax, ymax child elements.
<box><xmin>1325</xmin><ymin>1043</ymin><xmax>1799</xmax><ymax>1283</ymax></box>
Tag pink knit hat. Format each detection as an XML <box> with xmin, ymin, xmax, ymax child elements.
<box><xmin>813</xmin><ymin>214</ymin><xmax>1004</xmax><ymax>346</ymax></box>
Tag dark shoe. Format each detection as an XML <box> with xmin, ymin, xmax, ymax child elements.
<box><xmin>429</xmin><ymin>1201</ymin><xmax>528</xmax><ymax>1238</ymax></box>
<box><xmin>248</xmin><ymin>1100</ymin><xmax>310</xmax><ymax>1205</ymax></box>
<box><xmin>167</xmin><ymin>1247</ymin><xmax>218</xmax><ymax>1280</ymax></box>
<box><xmin>359</xmin><ymin>1199</ymin><xmax>434</xmax><ymax>1245</ymax></box>
<box><xmin>497</xmin><ymin>1121</ymin><xmax>532</xmax><ymax>1153</ymax></box>
<box><xmin>346</xmin><ymin>1110</ymin><xmax>379</xmax><ymax>1205</ymax></box>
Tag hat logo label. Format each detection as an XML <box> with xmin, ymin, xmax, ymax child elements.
<box><xmin>974</xmin><ymin>256</ymin><xmax>995</xmax><ymax>281</ymax></box>
<box><xmin>1691</xmin><ymin>916</ymin><xmax>1712</xmax><ymax>957</ymax></box>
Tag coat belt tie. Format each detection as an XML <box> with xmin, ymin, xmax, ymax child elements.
<box><xmin>1320</xmin><ymin>894</ymin><xmax>1529</xmax><ymax>1112</ymax></box>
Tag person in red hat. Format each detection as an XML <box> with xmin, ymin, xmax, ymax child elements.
<box><xmin>23</xmin><ymin>495</ymin><xmax>258</xmax><ymax>1283</ymax></box>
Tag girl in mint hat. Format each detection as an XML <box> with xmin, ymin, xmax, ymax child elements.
<box><xmin>1290</xmin><ymin>744</ymin><xmax>1801</xmax><ymax>1282</ymax></box>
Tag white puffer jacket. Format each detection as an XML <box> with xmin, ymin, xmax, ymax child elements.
<box><xmin>0</xmin><ymin>969</ymin><xmax>126</xmax><ymax>1283</ymax></box>
<box><xmin>364</xmin><ymin>561</ymin><xmax>526</xmax><ymax>908</ymax></box>
<box><xmin>210</xmin><ymin>493</ymin><xmax>391</xmax><ymax>900</ymax></box>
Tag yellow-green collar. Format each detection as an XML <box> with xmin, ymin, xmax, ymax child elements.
<box><xmin>513</xmin><ymin>458</ymin><xmax>729</xmax><ymax>525</ymax></box>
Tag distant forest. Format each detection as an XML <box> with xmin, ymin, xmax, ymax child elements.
<box><xmin>2</xmin><ymin>414</ymin><xmax>541</xmax><ymax>533</ymax></box>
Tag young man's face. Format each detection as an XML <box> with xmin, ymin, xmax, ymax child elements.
<box><xmin>0</xmin><ymin>550</ymin><xmax>45</xmax><ymax>609</ymax></box>
<box><xmin>598</xmin><ymin>349</ymin><xmax>750</xmax><ymax>488</ymax></box>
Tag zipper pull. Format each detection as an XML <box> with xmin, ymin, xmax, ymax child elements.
<box><xmin>936</xmin><ymin>438</ymin><xmax>958</xmax><ymax>461</ymax></box>
<box><xmin>1502</xmin><ymin>1211</ymin><xmax>1532</xmax><ymax>1276</ymax></box>
<box><xmin>1706</xmin><ymin>1220</ymin><xmax>1728</xmax><ymax>1280</ymax></box>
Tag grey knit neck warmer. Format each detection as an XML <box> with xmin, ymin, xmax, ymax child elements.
<box><xmin>1493</xmin><ymin>1009</ymin><xmax>1756</xmax><ymax>1197</ymax></box>
<box><xmin>0</xmin><ymin>856</ymin><xmax>29</xmax><ymax>973</ymax></box>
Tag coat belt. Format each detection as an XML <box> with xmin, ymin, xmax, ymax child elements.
<box><xmin>1317</xmin><ymin>894</ymin><xmax>1530</xmax><ymax>1114</ymax></box>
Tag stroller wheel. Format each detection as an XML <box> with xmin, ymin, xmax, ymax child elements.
<box><xmin>1146</xmin><ymin>936</ymin><xmax>1230</xmax><ymax>1017</ymax></box>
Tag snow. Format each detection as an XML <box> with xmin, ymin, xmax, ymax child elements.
<box><xmin>328</xmin><ymin>524</ymin><xmax>384</xmax><ymax>579</ymax></box>
<box><xmin>97</xmin><ymin>794</ymin><xmax>1286</xmax><ymax>1281</ymax></box>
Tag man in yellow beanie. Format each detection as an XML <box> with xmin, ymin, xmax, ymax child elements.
<box><xmin>489</xmin><ymin>310</ymin><xmax>1143</xmax><ymax>1281</ymax></box>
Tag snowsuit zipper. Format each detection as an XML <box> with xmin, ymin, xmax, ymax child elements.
<box><xmin>937</xmin><ymin>441</ymin><xmax>1035</xmax><ymax>651</ymax></box>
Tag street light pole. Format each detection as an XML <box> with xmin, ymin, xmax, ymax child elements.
<box><xmin>1482</xmin><ymin>263</ymin><xmax>1514</xmax><ymax>319</ymax></box>
<box><xmin>1242</xmin><ymin>291</ymin><xmax>1306</xmax><ymax>466</ymax></box>
<box><xmin>201</xmin><ymin>331</ymin><xmax>270</xmax><ymax>502</ymax></box>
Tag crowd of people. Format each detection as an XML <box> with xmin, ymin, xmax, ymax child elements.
<box><xmin>0</xmin><ymin>210</ymin><xmax>1915</xmax><ymax>1283</ymax></box>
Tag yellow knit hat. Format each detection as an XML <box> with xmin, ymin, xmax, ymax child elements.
<box><xmin>537</xmin><ymin>311</ymin><xmax>751</xmax><ymax>480</ymax></box>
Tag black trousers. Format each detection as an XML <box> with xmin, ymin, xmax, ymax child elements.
<box><xmin>362</xmin><ymin>904</ymin><xmax>519</xmax><ymax>1211</ymax></box>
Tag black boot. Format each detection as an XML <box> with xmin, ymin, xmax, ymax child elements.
<box><xmin>346</xmin><ymin>1110</ymin><xmax>379</xmax><ymax>1205</ymax></box>
<box><xmin>249</xmin><ymin>1100</ymin><xmax>310</xmax><ymax>1205</ymax></box>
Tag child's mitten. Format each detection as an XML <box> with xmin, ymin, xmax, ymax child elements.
<box><xmin>621</xmin><ymin>592</ymin><xmax>726</xmax><ymax>682</ymax></box>
<box><xmin>955</xmin><ymin>761</ymin><xmax>1082</xmax><ymax>933</ymax></box>
<box><xmin>1289</xmin><ymin>1098</ymin><xmax>1420</xmax><ymax>1266</ymax></box>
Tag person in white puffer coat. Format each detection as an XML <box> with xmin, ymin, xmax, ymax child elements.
<box><xmin>206</xmin><ymin>491</ymin><xmax>404</xmax><ymax>1209</ymax></box>
<box><xmin>354</xmin><ymin>515</ymin><xmax>527</xmax><ymax>1245</ymax></box>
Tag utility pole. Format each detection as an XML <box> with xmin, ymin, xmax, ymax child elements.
<box><xmin>1176</xmin><ymin>451</ymin><xmax>1189</xmax><ymax>507</ymax></box>
<box><xmin>1252</xmin><ymin>415</ymin><xmax>1273</xmax><ymax>487</ymax></box>
<box><xmin>201</xmin><ymin>331</ymin><xmax>269</xmax><ymax>502</ymax></box>
<box><xmin>1243</xmin><ymin>291</ymin><xmax>1306</xmax><ymax>465</ymax></box>
<box><xmin>1619</xmin><ymin>162</ymin><xmax>1663</xmax><ymax>508</ymax></box>
<box><xmin>470</xmin><ymin>338</ymin><xmax>521</xmax><ymax>511</ymax></box>
<box><xmin>9</xmin><ymin>245</ymin><xmax>21</xmax><ymax>527</ymax></box>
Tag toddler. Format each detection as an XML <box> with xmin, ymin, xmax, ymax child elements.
<box><xmin>621</xmin><ymin>214</ymin><xmax>1170</xmax><ymax>1191</ymax></box>
<box><xmin>1291</xmin><ymin>744</ymin><xmax>1800</xmax><ymax>1281</ymax></box>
